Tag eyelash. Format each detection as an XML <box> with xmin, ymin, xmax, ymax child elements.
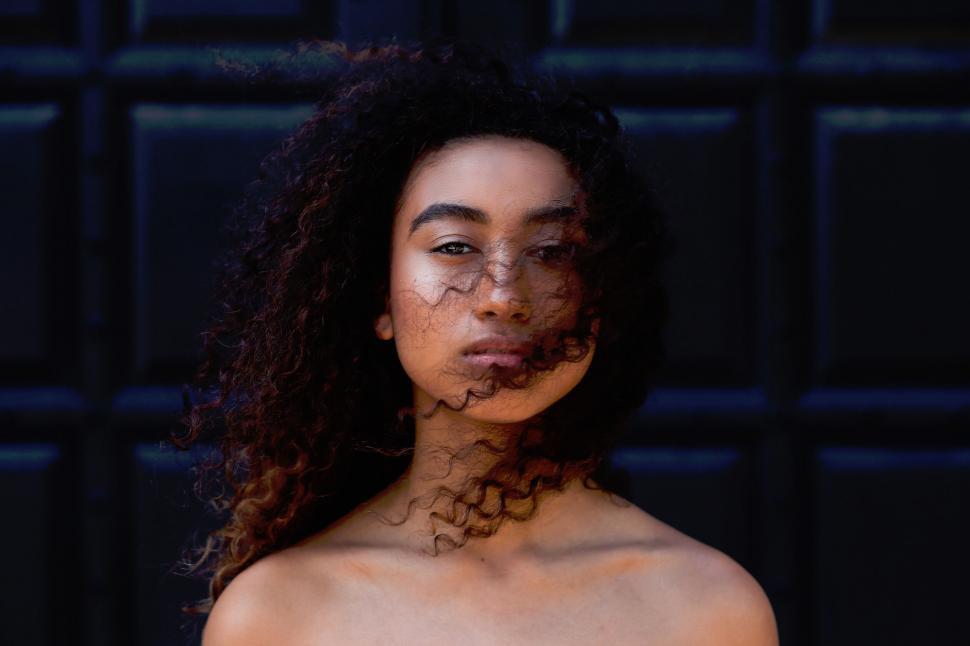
<box><xmin>430</xmin><ymin>241</ymin><xmax>575</xmax><ymax>264</ymax></box>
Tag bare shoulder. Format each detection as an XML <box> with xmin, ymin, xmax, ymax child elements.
<box><xmin>663</xmin><ymin>543</ymin><xmax>779</xmax><ymax>646</ymax></box>
<box><xmin>595</xmin><ymin>494</ymin><xmax>778</xmax><ymax>646</ymax></box>
<box><xmin>584</xmin><ymin>495</ymin><xmax>778</xmax><ymax>646</ymax></box>
<box><xmin>201</xmin><ymin>546</ymin><xmax>336</xmax><ymax>646</ymax></box>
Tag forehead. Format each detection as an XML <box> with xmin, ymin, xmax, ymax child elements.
<box><xmin>396</xmin><ymin>136</ymin><xmax>577</xmax><ymax>218</ymax></box>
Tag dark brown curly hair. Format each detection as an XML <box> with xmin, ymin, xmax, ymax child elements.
<box><xmin>172</xmin><ymin>37</ymin><xmax>669</xmax><ymax>617</ymax></box>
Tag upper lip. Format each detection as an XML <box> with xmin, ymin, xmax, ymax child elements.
<box><xmin>462</xmin><ymin>335</ymin><xmax>534</xmax><ymax>356</ymax></box>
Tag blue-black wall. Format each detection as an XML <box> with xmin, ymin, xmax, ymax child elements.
<box><xmin>1</xmin><ymin>1</ymin><xmax>968</xmax><ymax>645</ymax></box>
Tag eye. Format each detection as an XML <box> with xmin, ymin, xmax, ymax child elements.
<box><xmin>430</xmin><ymin>241</ymin><xmax>475</xmax><ymax>256</ymax></box>
<box><xmin>533</xmin><ymin>243</ymin><xmax>576</xmax><ymax>265</ymax></box>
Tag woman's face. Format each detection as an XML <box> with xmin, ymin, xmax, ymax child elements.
<box><xmin>374</xmin><ymin>135</ymin><xmax>596</xmax><ymax>423</ymax></box>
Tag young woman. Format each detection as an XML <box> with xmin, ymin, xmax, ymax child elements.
<box><xmin>176</xmin><ymin>38</ymin><xmax>778</xmax><ymax>645</ymax></box>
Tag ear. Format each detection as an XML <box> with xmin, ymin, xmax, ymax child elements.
<box><xmin>374</xmin><ymin>312</ymin><xmax>394</xmax><ymax>341</ymax></box>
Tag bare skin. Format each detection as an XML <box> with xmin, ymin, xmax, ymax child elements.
<box><xmin>204</xmin><ymin>481</ymin><xmax>778</xmax><ymax>645</ymax></box>
<box><xmin>202</xmin><ymin>136</ymin><xmax>779</xmax><ymax>645</ymax></box>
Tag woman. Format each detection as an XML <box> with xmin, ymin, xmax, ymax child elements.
<box><xmin>177</xmin><ymin>38</ymin><xmax>778</xmax><ymax>645</ymax></box>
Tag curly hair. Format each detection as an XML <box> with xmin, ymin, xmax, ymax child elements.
<box><xmin>171</xmin><ymin>37</ymin><xmax>669</xmax><ymax>617</ymax></box>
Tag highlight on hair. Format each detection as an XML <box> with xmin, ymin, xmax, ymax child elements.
<box><xmin>170</xmin><ymin>37</ymin><xmax>670</xmax><ymax>618</ymax></box>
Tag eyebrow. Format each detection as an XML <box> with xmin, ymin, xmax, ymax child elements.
<box><xmin>407</xmin><ymin>202</ymin><xmax>578</xmax><ymax>238</ymax></box>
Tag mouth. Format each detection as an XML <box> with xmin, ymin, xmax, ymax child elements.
<box><xmin>462</xmin><ymin>351</ymin><xmax>527</xmax><ymax>368</ymax></box>
<box><xmin>461</xmin><ymin>337</ymin><xmax>533</xmax><ymax>369</ymax></box>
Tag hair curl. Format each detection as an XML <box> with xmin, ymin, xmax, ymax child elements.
<box><xmin>171</xmin><ymin>37</ymin><xmax>670</xmax><ymax>618</ymax></box>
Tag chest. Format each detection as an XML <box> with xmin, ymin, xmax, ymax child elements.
<box><xmin>296</xmin><ymin>575</ymin><xmax>683</xmax><ymax>646</ymax></box>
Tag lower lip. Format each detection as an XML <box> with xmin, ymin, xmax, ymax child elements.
<box><xmin>463</xmin><ymin>353</ymin><xmax>526</xmax><ymax>368</ymax></box>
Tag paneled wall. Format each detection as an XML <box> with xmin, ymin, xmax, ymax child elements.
<box><xmin>1</xmin><ymin>1</ymin><xmax>967</xmax><ymax>645</ymax></box>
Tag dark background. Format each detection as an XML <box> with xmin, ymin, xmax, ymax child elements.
<box><xmin>1</xmin><ymin>1</ymin><xmax>969</xmax><ymax>645</ymax></box>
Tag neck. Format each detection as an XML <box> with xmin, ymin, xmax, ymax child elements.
<box><xmin>367</xmin><ymin>385</ymin><xmax>593</xmax><ymax>559</ymax></box>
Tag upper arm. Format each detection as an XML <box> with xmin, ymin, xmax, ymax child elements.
<box><xmin>201</xmin><ymin>557</ymin><xmax>294</xmax><ymax>646</ymax></box>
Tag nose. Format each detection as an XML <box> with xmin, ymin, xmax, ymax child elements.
<box><xmin>475</xmin><ymin>256</ymin><xmax>532</xmax><ymax>322</ymax></box>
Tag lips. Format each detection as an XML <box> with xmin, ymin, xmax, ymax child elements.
<box><xmin>461</xmin><ymin>336</ymin><xmax>533</xmax><ymax>357</ymax></box>
<box><xmin>464</xmin><ymin>352</ymin><xmax>526</xmax><ymax>368</ymax></box>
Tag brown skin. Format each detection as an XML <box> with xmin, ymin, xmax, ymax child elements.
<box><xmin>370</xmin><ymin>134</ymin><xmax>599</xmax><ymax>545</ymax></box>
<box><xmin>202</xmin><ymin>136</ymin><xmax>779</xmax><ymax>645</ymax></box>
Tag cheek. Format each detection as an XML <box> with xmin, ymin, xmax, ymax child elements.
<box><xmin>390</xmin><ymin>247</ymin><xmax>456</xmax><ymax>307</ymax></box>
<box><xmin>387</xmin><ymin>274</ymin><xmax>461</xmax><ymax>388</ymax></box>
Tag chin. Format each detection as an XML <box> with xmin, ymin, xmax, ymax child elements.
<box><xmin>413</xmin><ymin>349</ymin><xmax>595</xmax><ymax>422</ymax></box>
<box><xmin>410</xmin><ymin>383</ymin><xmax>551</xmax><ymax>424</ymax></box>
<box><xmin>459</xmin><ymin>400</ymin><xmax>549</xmax><ymax>425</ymax></box>
<box><xmin>455</xmin><ymin>379</ymin><xmax>573</xmax><ymax>423</ymax></box>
